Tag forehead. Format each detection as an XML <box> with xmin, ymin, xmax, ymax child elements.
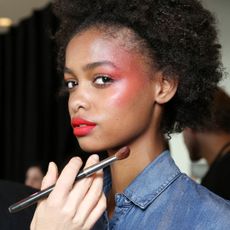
<box><xmin>66</xmin><ymin>27</ymin><xmax>135</xmax><ymax>56</ymax></box>
<box><xmin>71</xmin><ymin>25</ymin><xmax>141</xmax><ymax>50</ymax></box>
<box><xmin>27</xmin><ymin>166</ymin><xmax>42</xmax><ymax>174</ymax></box>
<box><xmin>65</xmin><ymin>26</ymin><xmax>153</xmax><ymax>73</ymax></box>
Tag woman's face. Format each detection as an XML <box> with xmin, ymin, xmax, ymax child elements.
<box><xmin>65</xmin><ymin>28</ymin><xmax>159</xmax><ymax>153</ymax></box>
<box><xmin>25</xmin><ymin>166</ymin><xmax>44</xmax><ymax>189</ymax></box>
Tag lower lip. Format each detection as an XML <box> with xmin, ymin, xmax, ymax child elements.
<box><xmin>73</xmin><ymin>125</ymin><xmax>96</xmax><ymax>137</ymax></box>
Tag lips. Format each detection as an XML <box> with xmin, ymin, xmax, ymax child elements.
<box><xmin>71</xmin><ymin>118</ymin><xmax>96</xmax><ymax>137</ymax></box>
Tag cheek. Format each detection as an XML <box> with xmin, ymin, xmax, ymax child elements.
<box><xmin>68</xmin><ymin>94</ymin><xmax>76</xmax><ymax>116</ymax></box>
<box><xmin>68</xmin><ymin>99</ymin><xmax>72</xmax><ymax>114</ymax></box>
<box><xmin>108</xmin><ymin>79</ymin><xmax>146</xmax><ymax>108</ymax></box>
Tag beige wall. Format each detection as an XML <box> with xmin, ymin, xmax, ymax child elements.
<box><xmin>0</xmin><ymin>0</ymin><xmax>50</xmax><ymax>25</ymax></box>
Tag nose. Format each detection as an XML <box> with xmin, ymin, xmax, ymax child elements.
<box><xmin>68</xmin><ymin>86</ymin><xmax>90</xmax><ymax>114</ymax></box>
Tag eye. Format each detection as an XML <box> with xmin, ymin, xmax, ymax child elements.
<box><xmin>94</xmin><ymin>75</ymin><xmax>114</xmax><ymax>86</ymax></box>
<box><xmin>65</xmin><ymin>80</ymin><xmax>78</xmax><ymax>89</ymax></box>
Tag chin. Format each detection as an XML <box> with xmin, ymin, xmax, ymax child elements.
<box><xmin>77</xmin><ymin>137</ymin><xmax>124</xmax><ymax>154</ymax></box>
<box><xmin>79</xmin><ymin>142</ymin><xmax>106</xmax><ymax>154</ymax></box>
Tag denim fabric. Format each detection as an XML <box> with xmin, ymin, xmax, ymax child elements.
<box><xmin>93</xmin><ymin>151</ymin><xmax>230</xmax><ymax>230</ymax></box>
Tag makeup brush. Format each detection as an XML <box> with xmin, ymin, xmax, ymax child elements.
<box><xmin>8</xmin><ymin>146</ymin><xmax>130</xmax><ymax>213</ymax></box>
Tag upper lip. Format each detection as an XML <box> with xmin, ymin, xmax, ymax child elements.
<box><xmin>71</xmin><ymin>117</ymin><xmax>96</xmax><ymax>127</ymax></box>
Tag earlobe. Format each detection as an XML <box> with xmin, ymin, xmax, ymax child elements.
<box><xmin>154</xmin><ymin>72</ymin><xmax>178</xmax><ymax>104</ymax></box>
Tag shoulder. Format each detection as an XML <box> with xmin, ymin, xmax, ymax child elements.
<box><xmin>175</xmin><ymin>174</ymin><xmax>230</xmax><ymax>219</ymax></box>
<box><xmin>146</xmin><ymin>173</ymin><xmax>230</xmax><ymax>229</ymax></box>
<box><xmin>201</xmin><ymin>153</ymin><xmax>230</xmax><ymax>199</ymax></box>
<box><xmin>216</xmin><ymin>152</ymin><xmax>230</xmax><ymax>172</ymax></box>
<box><xmin>125</xmin><ymin>173</ymin><xmax>230</xmax><ymax>229</ymax></box>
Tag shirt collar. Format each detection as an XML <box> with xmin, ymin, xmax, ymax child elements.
<box><xmin>103</xmin><ymin>150</ymin><xmax>181</xmax><ymax>209</ymax></box>
<box><xmin>123</xmin><ymin>151</ymin><xmax>181</xmax><ymax>209</ymax></box>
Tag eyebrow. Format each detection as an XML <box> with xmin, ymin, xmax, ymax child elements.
<box><xmin>64</xmin><ymin>61</ymin><xmax>118</xmax><ymax>75</ymax></box>
<box><xmin>83</xmin><ymin>61</ymin><xmax>118</xmax><ymax>71</ymax></box>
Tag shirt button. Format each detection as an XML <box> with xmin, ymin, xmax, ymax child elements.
<box><xmin>115</xmin><ymin>194</ymin><xmax>121</xmax><ymax>201</ymax></box>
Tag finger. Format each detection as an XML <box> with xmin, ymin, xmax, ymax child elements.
<box><xmin>76</xmin><ymin>193</ymin><xmax>107</xmax><ymax>229</ymax></box>
<box><xmin>32</xmin><ymin>162</ymin><xmax>58</xmax><ymax>224</ymax></box>
<box><xmin>41</xmin><ymin>162</ymin><xmax>58</xmax><ymax>190</ymax></box>
<box><xmin>31</xmin><ymin>163</ymin><xmax>58</xmax><ymax>230</ymax></box>
<box><xmin>30</xmin><ymin>211</ymin><xmax>36</xmax><ymax>230</ymax></box>
<box><xmin>48</xmin><ymin>156</ymin><xmax>83</xmax><ymax>203</ymax></box>
<box><xmin>30</xmin><ymin>198</ymin><xmax>45</xmax><ymax>230</ymax></box>
<box><xmin>30</xmin><ymin>202</ymin><xmax>45</xmax><ymax>230</ymax></box>
<box><xmin>85</xmin><ymin>193</ymin><xmax>107</xmax><ymax>228</ymax></box>
<box><xmin>62</xmin><ymin>154</ymin><xmax>100</xmax><ymax>215</ymax></box>
<box><xmin>83</xmin><ymin>154</ymin><xmax>100</xmax><ymax>169</ymax></box>
<box><xmin>73</xmin><ymin>166</ymin><xmax>104</xmax><ymax>224</ymax></box>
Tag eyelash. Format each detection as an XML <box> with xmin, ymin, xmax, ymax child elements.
<box><xmin>60</xmin><ymin>75</ymin><xmax>114</xmax><ymax>95</ymax></box>
<box><xmin>93</xmin><ymin>75</ymin><xmax>114</xmax><ymax>87</ymax></box>
<box><xmin>65</xmin><ymin>80</ymin><xmax>78</xmax><ymax>89</ymax></box>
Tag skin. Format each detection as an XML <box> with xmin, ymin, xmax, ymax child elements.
<box><xmin>182</xmin><ymin>128</ymin><xmax>202</xmax><ymax>162</ymax></box>
<box><xmin>25</xmin><ymin>166</ymin><xmax>44</xmax><ymax>189</ymax></box>
<box><xmin>183</xmin><ymin>127</ymin><xmax>230</xmax><ymax>165</ymax></box>
<box><xmin>31</xmin><ymin>27</ymin><xmax>178</xmax><ymax>229</ymax></box>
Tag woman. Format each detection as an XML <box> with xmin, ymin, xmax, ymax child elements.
<box><xmin>31</xmin><ymin>0</ymin><xmax>230</xmax><ymax>229</ymax></box>
<box><xmin>25</xmin><ymin>163</ymin><xmax>46</xmax><ymax>190</ymax></box>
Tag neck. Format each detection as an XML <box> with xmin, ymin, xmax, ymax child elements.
<box><xmin>198</xmin><ymin>132</ymin><xmax>230</xmax><ymax>165</ymax></box>
<box><xmin>106</xmin><ymin>103</ymin><xmax>166</xmax><ymax>218</ymax></box>
<box><xmin>107</xmin><ymin>133</ymin><xmax>167</xmax><ymax>195</ymax></box>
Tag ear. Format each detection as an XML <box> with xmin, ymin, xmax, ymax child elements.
<box><xmin>153</xmin><ymin>71</ymin><xmax>178</xmax><ymax>104</ymax></box>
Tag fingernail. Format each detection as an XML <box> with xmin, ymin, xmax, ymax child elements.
<box><xmin>73</xmin><ymin>156</ymin><xmax>82</xmax><ymax>162</ymax></box>
<box><xmin>91</xmin><ymin>154</ymin><xmax>99</xmax><ymax>161</ymax></box>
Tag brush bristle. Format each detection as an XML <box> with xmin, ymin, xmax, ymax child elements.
<box><xmin>115</xmin><ymin>147</ymin><xmax>130</xmax><ymax>160</ymax></box>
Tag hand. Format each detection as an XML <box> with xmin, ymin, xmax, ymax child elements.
<box><xmin>30</xmin><ymin>154</ymin><xmax>106</xmax><ymax>230</ymax></box>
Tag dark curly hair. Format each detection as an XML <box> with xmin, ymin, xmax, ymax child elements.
<box><xmin>52</xmin><ymin>0</ymin><xmax>223</xmax><ymax>134</ymax></box>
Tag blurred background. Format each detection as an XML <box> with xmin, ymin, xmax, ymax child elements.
<box><xmin>0</xmin><ymin>0</ymin><xmax>229</xmax><ymax>182</ymax></box>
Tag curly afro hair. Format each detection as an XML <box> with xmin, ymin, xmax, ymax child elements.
<box><xmin>53</xmin><ymin>0</ymin><xmax>223</xmax><ymax>134</ymax></box>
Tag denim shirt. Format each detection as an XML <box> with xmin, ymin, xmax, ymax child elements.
<box><xmin>93</xmin><ymin>151</ymin><xmax>230</xmax><ymax>230</ymax></box>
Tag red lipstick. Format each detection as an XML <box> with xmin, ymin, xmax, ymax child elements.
<box><xmin>71</xmin><ymin>118</ymin><xmax>96</xmax><ymax>137</ymax></box>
